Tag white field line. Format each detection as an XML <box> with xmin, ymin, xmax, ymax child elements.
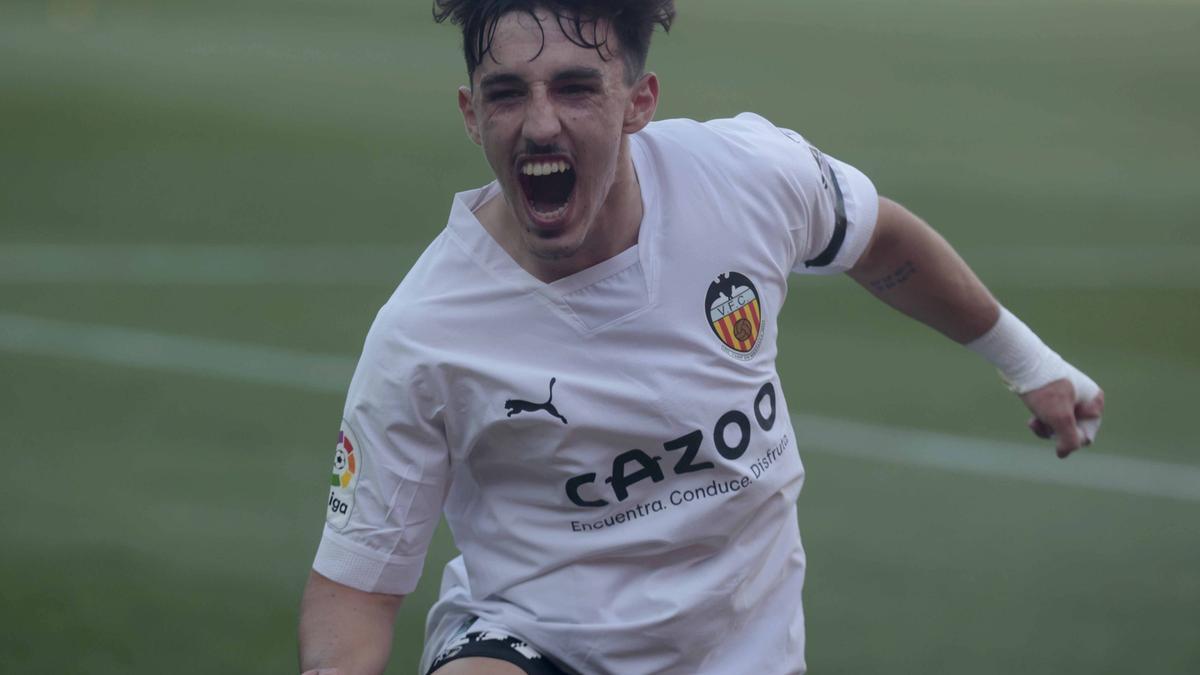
<box><xmin>0</xmin><ymin>312</ymin><xmax>355</xmax><ymax>393</ymax></box>
<box><xmin>2</xmin><ymin>243</ymin><xmax>1199</xmax><ymax>288</ymax></box>
<box><xmin>0</xmin><ymin>244</ymin><xmax>421</xmax><ymax>285</ymax></box>
<box><xmin>2</xmin><ymin>311</ymin><xmax>1198</xmax><ymax>503</ymax></box>
<box><xmin>791</xmin><ymin>414</ymin><xmax>1200</xmax><ymax>504</ymax></box>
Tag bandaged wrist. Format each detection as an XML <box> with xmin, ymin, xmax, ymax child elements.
<box><xmin>965</xmin><ymin>307</ymin><xmax>1068</xmax><ymax>394</ymax></box>
<box><xmin>966</xmin><ymin>307</ymin><xmax>1102</xmax><ymax>443</ymax></box>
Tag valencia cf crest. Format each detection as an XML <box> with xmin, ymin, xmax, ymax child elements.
<box><xmin>706</xmin><ymin>271</ymin><xmax>764</xmax><ymax>360</ymax></box>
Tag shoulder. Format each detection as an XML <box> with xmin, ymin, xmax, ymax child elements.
<box><xmin>639</xmin><ymin>113</ymin><xmax>816</xmax><ymax>166</ymax></box>
<box><xmin>634</xmin><ymin>115</ymin><xmax>830</xmax><ymax>244</ymax></box>
<box><xmin>637</xmin><ymin>113</ymin><xmax>824</xmax><ymax>197</ymax></box>
<box><xmin>351</xmin><ymin>232</ymin><xmax>464</xmax><ymax>387</ymax></box>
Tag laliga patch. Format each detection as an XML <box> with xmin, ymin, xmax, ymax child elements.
<box><xmin>326</xmin><ymin>421</ymin><xmax>362</xmax><ymax>530</ymax></box>
<box><xmin>706</xmin><ymin>271</ymin><xmax>765</xmax><ymax>361</ymax></box>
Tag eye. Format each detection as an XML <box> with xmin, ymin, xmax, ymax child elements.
<box><xmin>559</xmin><ymin>84</ymin><xmax>594</xmax><ymax>96</ymax></box>
<box><xmin>486</xmin><ymin>89</ymin><xmax>521</xmax><ymax>102</ymax></box>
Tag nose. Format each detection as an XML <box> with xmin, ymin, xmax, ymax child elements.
<box><xmin>521</xmin><ymin>86</ymin><xmax>562</xmax><ymax>146</ymax></box>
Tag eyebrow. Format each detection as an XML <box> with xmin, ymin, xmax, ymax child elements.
<box><xmin>479</xmin><ymin>66</ymin><xmax>604</xmax><ymax>90</ymax></box>
<box><xmin>551</xmin><ymin>67</ymin><xmax>604</xmax><ymax>82</ymax></box>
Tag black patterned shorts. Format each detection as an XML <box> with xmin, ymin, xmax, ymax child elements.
<box><xmin>425</xmin><ymin>621</ymin><xmax>570</xmax><ymax>675</ymax></box>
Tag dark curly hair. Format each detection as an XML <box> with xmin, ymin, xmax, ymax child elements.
<box><xmin>433</xmin><ymin>0</ymin><xmax>675</xmax><ymax>85</ymax></box>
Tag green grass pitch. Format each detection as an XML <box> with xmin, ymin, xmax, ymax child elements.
<box><xmin>1</xmin><ymin>0</ymin><xmax>1198</xmax><ymax>672</ymax></box>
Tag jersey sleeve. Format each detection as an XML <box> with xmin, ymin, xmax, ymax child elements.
<box><xmin>726</xmin><ymin>113</ymin><xmax>880</xmax><ymax>275</ymax></box>
<box><xmin>311</xmin><ymin>306</ymin><xmax>450</xmax><ymax>595</ymax></box>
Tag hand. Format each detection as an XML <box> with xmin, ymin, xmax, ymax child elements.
<box><xmin>301</xmin><ymin>670</ymin><xmax>340</xmax><ymax>675</ymax></box>
<box><xmin>1020</xmin><ymin>378</ymin><xmax>1105</xmax><ymax>459</ymax></box>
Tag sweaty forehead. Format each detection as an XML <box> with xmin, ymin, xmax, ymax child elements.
<box><xmin>476</xmin><ymin>10</ymin><xmax>619</xmax><ymax>82</ymax></box>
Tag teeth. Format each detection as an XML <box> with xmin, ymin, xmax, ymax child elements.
<box><xmin>531</xmin><ymin>202</ymin><xmax>569</xmax><ymax>218</ymax></box>
<box><xmin>521</xmin><ymin>160</ymin><xmax>571</xmax><ymax>176</ymax></box>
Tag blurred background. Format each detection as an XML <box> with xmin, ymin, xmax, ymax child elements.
<box><xmin>2</xmin><ymin>0</ymin><xmax>1198</xmax><ymax>672</ymax></box>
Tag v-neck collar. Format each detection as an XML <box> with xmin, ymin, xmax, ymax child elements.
<box><xmin>446</xmin><ymin>134</ymin><xmax>661</xmax><ymax>332</ymax></box>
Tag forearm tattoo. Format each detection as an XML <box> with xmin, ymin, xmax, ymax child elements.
<box><xmin>869</xmin><ymin>260</ymin><xmax>917</xmax><ymax>294</ymax></box>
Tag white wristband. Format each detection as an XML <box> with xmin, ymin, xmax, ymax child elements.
<box><xmin>966</xmin><ymin>307</ymin><xmax>1101</xmax><ymax>441</ymax></box>
<box><xmin>965</xmin><ymin>308</ymin><xmax>1058</xmax><ymax>394</ymax></box>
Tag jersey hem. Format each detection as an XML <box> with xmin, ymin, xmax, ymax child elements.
<box><xmin>794</xmin><ymin>158</ymin><xmax>878</xmax><ymax>275</ymax></box>
<box><xmin>313</xmin><ymin>526</ymin><xmax>426</xmax><ymax>594</ymax></box>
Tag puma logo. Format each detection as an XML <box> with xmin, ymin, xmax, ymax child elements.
<box><xmin>504</xmin><ymin>377</ymin><xmax>568</xmax><ymax>425</ymax></box>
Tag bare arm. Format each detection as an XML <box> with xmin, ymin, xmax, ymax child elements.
<box><xmin>847</xmin><ymin>196</ymin><xmax>998</xmax><ymax>343</ymax></box>
<box><xmin>298</xmin><ymin>569</ymin><xmax>405</xmax><ymax>675</ymax></box>
<box><xmin>847</xmin><ymin>197</ymin><xmax>1104</xmax><ymax>456</ymax></box>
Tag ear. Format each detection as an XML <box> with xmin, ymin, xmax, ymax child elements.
<box><xmin>458</xmin><ymin>85</ymin><xmax>482</xmax><ymax>146</ymax></box>
<box><xmin>622</xmin><ymin>72</ymin><xmax>659</xmax><ymax>134</ymax></box>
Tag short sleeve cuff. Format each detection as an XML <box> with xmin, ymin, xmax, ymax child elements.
<box><xmin>312</xmin><ymin>526</ymin><xmax>427</xmax><ymax>595</ymax></box>
<box><xmin>802</xmin><ymin>157</ymin><xmax>880</xmax><ymax>275</ymax></box>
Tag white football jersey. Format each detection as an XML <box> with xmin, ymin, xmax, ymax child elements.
<box><xmin>313</xmin><ymin>113</ymin><xmax>879</xmax><ymax>675</ymax></box>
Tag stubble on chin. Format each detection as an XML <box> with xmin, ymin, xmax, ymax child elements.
<box><xmin>522</xmin><ymin>232</ymin><xmax>585</xmax><ymax>261</ymax></box>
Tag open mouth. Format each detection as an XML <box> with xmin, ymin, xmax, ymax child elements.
<box><xmin>517</xmin><ymin>157</ymin><xmax>577</xmax><ymax>224</ymax></box>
